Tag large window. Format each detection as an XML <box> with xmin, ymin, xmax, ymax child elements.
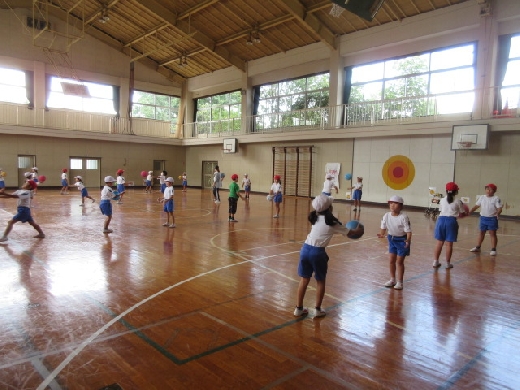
<box><xmin>349</xmin><ymin>43</ymin><xmax>476</xmax><ymax>117</ymax></box>
<box><xmin>255</xmin><ymin>74</ymin><xmax>329</xmax><ymax>129</ymax></box>
<box><xmin>195</xmin><ymin>91</ymin><xmax>241</xmax><ymax>134</ymax></box>
<box><xmin>48</xmin><ymin>77</ymin><xmax>115</xmax><ymax>115</ymax></box>
<box><xmin>0</xmin><ymin>68</ymin><xmax>29</xmax><ymax>105</ymax></box>
<box><xmin>501</xmin><ymin>34</ymin><xmax>520</xmax><ymax>109</ymax></box>
<box><xmin>132</xmin><ymin>91</ymin><xmax>180</xmax><ymax>130</ymax></box>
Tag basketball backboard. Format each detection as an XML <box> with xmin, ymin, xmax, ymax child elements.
<box><xmin>223</xmin><ymin>138</ymin><xmax>238</xmax><ymax>154</ymax></box>
<box><xmin>451</xmin><ymin>124</ymin><xmax>489</xmax><ymax>150</ymax></box>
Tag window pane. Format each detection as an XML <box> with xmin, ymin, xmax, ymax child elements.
<box><xmin>229</xmin><ymin>91</ymin><xmax>241</xmax><ymax>104</ymax></box>
<box><xmin>501</xmin><ymin>86</ymin><xmax>520</xmax><ymax>109</ymax></box>
<box><xmin>0</xmin><ymin>68</ymin><xmax>26</xmax><ymax>86</ymax></box>
<box><xmin>503</xmin><ymin>59</ymin><xmax>520</xmax><ymax>86</ymax></box>
<box><xmin>430</xmin><ymin>69</ymin><xmax>474</xmax><ymax>94</ymax></box>
<box><xmin>352</xmin><ymin>63</ymin><xmax>384</xmax><ymax>83</ymax></box>
<box><xmin>260</xmin><ymin>84</ymin><xmax>278</xmax><ymax>99</ymax></box>
<box><xmin>307</xmin><ymin>74</ymin><xmax>329</xmax><ymax>90</ymax></box>
<box><xmin>156</xmin><ymin>106</ymin><xmax>170</xmax><ymax>121</ymax></box>
<box><xmin>358</xmin><ymin>81</ymin><xmax>383</xmax><ymax>101</ymax></box>
<box><xmin>198</xmin><ymin>97</ymin><xmax>211</xmax><ymax>107</ymax></box>
<box><xmin>155</xmin><ymin>95</ymin><xmax>169</xmax><ymax>107</ymax></box>
<box><xmin>0</xmin><ymin>85</ymin><xmax>28</xmax><ymax>104</ymax></box>
<box><xmin>18</xmin><ymin>156</ymin><xmax>32</xmax><ymax>169</ymax></box>
<box><xmin>385</xmin><ymin>54</ymin><xmax>429</xmax><ymax>78</ymax></box>
<box><xmin>86</xmin><ymin>159</ymin><xmax>98</xmax><ymax>169</ymax></box>
<box><xmin>430</xmin><ymin>44</ymin><xmax>474</xmax><ymax>71</ymax></box>
<box><xmin>510</xmin><ymin>35</ymin><xmax>520</xmax><ymax>58</ymax></box>
<box><xmin>70</xmin><ymin>159</ymin><xmax>83</xmax><ymax>169</ymax></box>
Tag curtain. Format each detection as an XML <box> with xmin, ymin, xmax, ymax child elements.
<box><xmin>252</xmin><ymin>86</ymin><xmax>261</xmax><ymax>132</ymax></box>
<box><xmin>342</xmin><ymin>66</ymin><xmax>353</xmax><ymax>125</ymax></box>
<box><xmin>25</xmin><ymin>71</ymin><xmax>34</xmax><ymax>109</ymax></box>
<box><xmin>493</xmin><ymin>34</ymin><xmax>511</xmax><ymax>114</ymax></box>
<box><xmin>112</xmin><ymin>86</ymin><xmax>120</xmax><ymax>117</ymax></box>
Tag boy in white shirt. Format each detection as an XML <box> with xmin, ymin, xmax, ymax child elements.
<box><xmin>469</xmin><ymin>183</ymin><xmax>503</xmax><ymax>256</ymax></box>
<box><xmin>160</xmin><ymin>177</ymin><xmax>175</xmax><ymax>228</ymax></box>
<box><xmin>322</xmin><ymin>173</ymin><xmax>338</xmax><ymax>196</ymax></box>
<box><xmin>100</xmin><ymin>176</ymin><xmax>116</xmax><ymax>234</ymax></box>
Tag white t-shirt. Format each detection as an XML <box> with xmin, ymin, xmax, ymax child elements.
<box><xmin>476</xmin><ymin>195</ymin><xmax>502</xmax><ymax>217</ymax></box>
<box><xmin>146</xmin><ymin>174</ymin><xmax>152</xmax><ymax>181</ymax></box>
<box><xmin>158</xmin><ymin>174</ymin><xmax>165</xmax><ymax>185</ymax></box>
<box><xmin>61</xmin><ymin>173</ymin><xmax>67</xmax><ymax>180</ymax></box>
<box><xmin>163</xmin><ymin>186</ymin><xmax>174</xmax><ymax>200</ymax></box>
<box><xmin>213</xmin><ymin>172</ymin><xmax>222</xmax><ymax>188</ymax></box>
<box><xmin>304</xmin><ymin>215</ymin><xmax>350</xmax><ymax>247</ymax></box>
<box><xmin>100</xmin><ymin>185</ymin><xmax>113</xmax><ymax>201</ymax></box>
<box><xmin>380</xmin><ymin>212</ymin><xmax>412</xmax><ymax>236</ymax></box>
<box><xmin>353</xmin><ymin>182</ymin><xmax>363</xmax><ymax>191</ymax></box>
<box><xmin>14</xmin><ymin>189</ymin><xmax>32</xmax><ymax>207</ymax></box>
<box><xmin>117</xmin><ymin>176</ymin><xmax>125</xmax><ymax>185</ymax></box>
<box><xmin>74</xmin><ymin>181</ymin><xmax>85</xmax><ymax>191</ymax></box>
<box><xmin>439</xmin><ymin>197</ymin><xmax>463</xmax><ymax>217</ymax></box>
<box><xmin>242</xmin><ymin>177</ymin><xmax>251</xmax><ymax>187</ymax></box>
<box><xmin>322</xmin><ymin>179</ymin><xmax>335</xmax><ymax>194</ymax></box>
<box><xmin>271</xmin><ymin>182</ymin><xmax>282</xmax><ymax>194</ymax></box>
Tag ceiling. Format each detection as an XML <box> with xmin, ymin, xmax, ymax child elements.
<box><xmin>4</xmin><ymin>0</ymin><xmax>471</xmax><ymax>85</ymax></box>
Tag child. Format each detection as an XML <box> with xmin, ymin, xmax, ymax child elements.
<box><xmin>0</xmin><ymin>168</ymin><xmax>5</xmax><ymax>194</ymax></box>
<box><xmin>100</xmin><ymin>176</ymin><xmax>116</xmax><ymax>234</ymax></box>
<box><xmin>242</xmin><ymin>173</ymin><xmax>251</xmax><ymax>199</ymax></box>
<box><xmin>322</xmin><ymin>173</ymin><xmax>338</xmax><ymax>196</ymax></box>
<box><xmin>116</xmin><ymin>169</ymin><xmax>126</xmax><ymax>204</ymax></box>
<box><xmin>469</xmin><ymin>183</ymin><xmax>503</xmax><ymax>256</ymax></box>
<box><xmin>31</xmin><ymin>167</ymin><xmax>39</xmax><ymax>194</ymax></box>
<box><xmin>145</xmin><ymin>171</ymin><xmax>153</xmax><ymax>193</ymax></box>
<box><xmin>349</xmin><ymin>177</ymin><xmax>363</xmax><ymax>211</ymax></box>
<box><xmin>182</xmin><ymin>172</ymin><xmax>187</xmax><ymax>192</ymax></box>
<box><xmin>377</xmin><ymin>195</ymin><xmax>412</xmax><ymax>290</ymax></box>
<box><xmin>213</xmin><ymin>165</ymin><xmax>222</xmax><ymax>204</ymax></box>
<box><xmin>158</xmin><ymin>171</ymin><xmax>168</xmax><ymax>193</ymax></box>
<box><xmin>294</xmin><ymin>194</ymin><xmax>364</xmax><ymax>317</ymax></box>
<box><xmin>270</xmin><ymin>175</ymin><xmax>283</xmax><ymax>218</ymax></box>
<box><xmin>74</xmin><ymin>176</ymin><xmax>95</xmax><ymax>206</ymax></box>
<box><xmin>161</xmin><ymin>177</ymin><xmax>175</xmax><ymax>228</ymax></box>
<box><xmin>60</xmin><ymin>168</ymin><xmax>69</xmax><ymax>194</ymax></box>
<box><xmin>433</xmin><ymin>182</ymin><xmax>465</xmax><ymax>269</ymax></box>
<box><xmin>0</xmin><ymin>181</ymin><xmax>45</xmax><ymax>242</ymax></box>
<box><xmin>228</xmin><ymin>174</ymin><xmax>244</xmax><ymax>222</ymax></box>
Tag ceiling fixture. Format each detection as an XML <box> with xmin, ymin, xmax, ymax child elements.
<box><xmin>247</xmin><ymin>25</ymin><xmax>261</xmax><ymax>45</ymax></box>
<box><xmin>98</xmin><ymin>8</ymin><xmax>109</xmax><ymax>23</ymax></box>
<box><xmin>178</xmin><ymin>53</ymin><xmax>188</xmax><ymax>67</ymax></box>
<box><xmin>246</xmin><ymin>32</ymin><xmax>253</xmax><ymax>46</ymax></box>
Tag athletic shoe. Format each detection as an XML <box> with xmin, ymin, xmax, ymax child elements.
<box><xmin>91</xmin><ymin>199</ymin><xmax>96</xmax><ymax>203</ymax></box>
<box><xmin>273</xmin><ymin>215</ymin><xmax>279</xmax><ymax>218</ymax></box>
<box><xmin>490</xmin><ymin>250</ymin><xmax>497</xmax><ymax>256</ymax></box>
<box><xmin>103</xmin><ymin>229</ymin><xmax>113</xmax><ymax>234</ymax></box>
<box><xmin>0</xmin><ymin>236</ymin><xmax>7</xmax><ymax>242</ymax></box>
<box><xmin>79</xmin><ymin>204</ymin><xmax>84</xmax><ymax>207</ymax></box>
<box><xmin>394</xmin><ymin>282</ymin><xmax>403</xmax><ymax>290</ymax></box>
<box><xmin>314</xmin><ymin>308</ymin><xmax>326</xmax><ymax>318</ymax></box>
<box><xmin>384</xmin><ymin>280</ymin><xmax>396</xmax><ymax>287</ymax></box>
<box><xmin>470</xmin><ymin>247</ymin><xmax>481</xmax><ymax>252</ymax></box>
<box><xmin>162</xmin><ymin>223</ymin><xmax>169</xmax><ymax>226</ymax></box>
<box><xmin>432</xmin><ymin>260</ymin><xmax>441</xmax><ymax>268</ymax></box>
<box><xmin>215</xmin><ymin>200</ymin><xmax>220</xmax><ymax>204</ymax></box>
<box><xmin>169</xmin><ymin>224</ymin><xmax>176</xmax><ymax>228</ymax></box>
<box><xmin>293</xmin><ymin>307</ymin><xmax>308</xmax><ymax>317</ymax></box>
<box><xmin>353</xmin><ymin>208</ymin><xmax>357</xmax><ymax>211</ymax></box>
<box><xmin>446</xmin><ymin>263</ymin><xmax>454</xmax><ymax>269</ymax></box>
<box><xmin>34</xmin><ymin>234</ymin><xmax>45</xmax><ymax>238</ymax></box>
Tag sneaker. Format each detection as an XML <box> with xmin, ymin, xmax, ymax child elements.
<box><xmin>215</xmin><ymin>200</ymin><xmax>220</xmax><ymax>204</ymax></box>
<box><xmin>34</xmin><ymin>234</ymin><xmax>45</xmax><ymax>238</ymax></box>
<box><xmin>432</xmin><ymin>260</ymin><xmax>441</xmax><ymax>268</ymax></box>
<box><xmin>314</xmin><ymin>308</ymin><xmax>326</xmax><ymax>318</ymax></box>
<box><xmin>353</xmin><ymin>208</ymin><xmax>357</xmax><ymax>211</ymax></box>
<box><xmin>169</xmin><ymin>224</ymin><xmax>176</xmax><ymax>228</ymax></box>
<box><xmin>384</xmin><ymin>280</ymin><xmax>396</xmax><ymax>287</ymax></box>
<box><xmin>490</xmin><ymin>250</ymin><xmax>497</xmax><ymax>256</ymax></box>
<box><xmin>470</xmin><ymin>247</ymin><xmax>481</xmax><ymax>252</ymax></box>
<box><xmin>0</xmin><ymin>236</ymin><xmax>8</xmax><ymax>242</ymax></box>
<box><xmin>273</xmin><ymin>215</ymin><xmax>279</xmax><ymax>218</ymax></box>
<box><xmin>103</xmin><ymin>229</ymin><xmax>113</xmax><ymax>234</ymax></box>
<box><xmin>293</xmin><ymin>307</ymin><xmax>308</xmax><ymax>317</ymax></box>
<box><xmin>446</xmin><ymin>263</ymin><xmax>454</xmax><ymax>269</ymax></box>
<box><xmin>91</xmin><ymin>199</ymin><xmax>96</xmax><ymax>203</ymax></box>
<box><xmin>162</xmin><ymin>223</ymin><xmax>169</xmax><ymax>226</ymax></box>
<box><xmin>394</xmin><ymin>282</ymin><xmax>403</xmax><ymax>290</ymax></box>
<box><xmin>79</xmin><ymin>204</ymin><xmax>84</xmax><ymax>207</ymax></box>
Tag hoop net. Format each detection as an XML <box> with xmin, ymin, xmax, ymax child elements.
<box><xmin>457</xmin><ymin>141</ymin><xmax>473</xmax><ymax>149</ymax></box>
<box><xmin>330</xmin><ymin>4</ymin><xmax>346</xmax><ymax>18</ymax></box>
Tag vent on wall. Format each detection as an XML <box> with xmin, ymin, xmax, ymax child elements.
<box><xmin>27</xmin><ymin>17</ymin><xmax>50</xmax><ymax>31</ymax></box>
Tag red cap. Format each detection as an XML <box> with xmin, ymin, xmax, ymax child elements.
<box><xmin>231</xmin><ymin>173</ymin><xmax>239</xmax><ymax>180</ymax></box>
<box><xmin>274</xmin><ymin>175</ymin><xmax>281</xmax><ymax>181</ymax></box>
<box><xmin>117</xmin><ymin>169</ymin><xmax>124</xmax><ymax>175</ymax></box>
<box><xmin>62</xmin><ymin>168</ymin><xmax>68</xmax><ymax>173</ymax></box>
<box><xmin>485</xmin><ymin>183</ymin><xmax>497</xmax><ymax>192</ymax></box>
<box><xmin>27</xmin><ymin>180</ymin><xmax>37</xmax><ymax>190</ymax></box>
<box><xmin>446</xmin><ymin>182</ymin><xmax>459</xmax><ymax>192</ymax></box>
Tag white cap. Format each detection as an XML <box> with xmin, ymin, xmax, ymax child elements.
<box><xmin>312</xmin><ymin>194</ymin><xmax>333</xmax><ymax>212</ymax></box>
<box><xmin>74</xmin><ymin>176</ymin><xmax>83</xmax><ymax>180</ymax></box>
<box><xmin>24</xmin><ymin>172</ymin><xmax>32</xmax><ymax>178</ymax></box>
<box><xmin>244</xmin><ymin>173</ymin><xmax>248</xmax><ymax>176</ymax></box>
<box><xmin>32</xmin><ymin>167</ymin><xmax>38</xmax><ymax>170</ymax></box>
<box><xmin>326</xmin><ymin>173</ymin><xmax>333</xmax><ymax>179</ymax></box>
<box><xmin>148</xmin><ymin>170</ymin><xmax>153</xmax><ymax>174</ymax></box>
<box><xmin>388</xmin><ymin>195</ymin><xmax>404</xmax><ymax>204</ymax></box>
<box><xmin>104</xmin><ymin>176</ymin><xmax>116</xmax><ymax>182</ymax></box>
<box><xmin>165</xmin><ymin>177</ymin><xmax>174</xmax><ymax>183</ymax></box>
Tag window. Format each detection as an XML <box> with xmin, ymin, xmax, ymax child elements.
<box><xmin>70</xmin><ymin>158</ymin><xmax>83</xmax><ymax>169</ymax></box>
<box><xmin>501</xmin><ymin>34</ymin><xmax>520</xmax><ymax>109</ymax></box>
<box><xmin>256</xmin><ymin>73</ymin><xmax>329</xmax><ymax>130</ymax></box>
<box><xmin>48</xmin><ymin>77</ymin><xmax>115</xmax><ymax>115</ymax></box>
<box><xmin>195</xmin><ymin>91</ymin><xmax>241</xmax><ymax>134</ymax></box>
<box><xmin>349</xmin><ymin>43</ymin><xmax>476</xmax><ymax>117</ymax></box>
<box><xmin>0</xmin><ymin>68</ymin><xmax>29</xmax><ymax>104</ymax></box>
<box><xmin>132</xmin><ymin>91</ymin><xmax>180</xmax><ymax>133</ymax></box>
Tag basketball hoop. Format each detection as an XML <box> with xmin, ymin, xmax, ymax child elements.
<box><xmin>457</xmin><ymin>141</ymin><xmax>473</xmax><ymax>149</ymax></box>
<box><xmin>330</xmin><ymin>4</ymin><xmax>346</xmax><ymax>17</ymax></box>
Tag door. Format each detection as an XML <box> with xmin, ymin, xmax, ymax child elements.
<box><xmin>18</xmin><ymin>155</ymin><xmax>36</xmax><ymax>187</ymax></box>
<box><xmin>69</xmin><ymin>157</ymin><xmax>101</xmax><ymax>188</ymax></box>
<box><xmin>202</xmin><ymin>161</ymin><xmax>218</xmax><ymax>189</ymax></box>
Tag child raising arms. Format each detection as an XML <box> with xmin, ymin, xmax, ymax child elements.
<box><xmin>74</xmin><ymin>176</ymin><xmax>95</xmax><ymax>206</ymax></box>
<box><xmin>377</xmin><ymin>195</ymin><xmax>412</xmax><ymax>290</ymax></box>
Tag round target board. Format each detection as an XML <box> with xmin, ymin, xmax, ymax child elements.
<box><xmin>382</xmin><ymin>155</ymin><xmax>415</xmax><ymax>190</ymax></box>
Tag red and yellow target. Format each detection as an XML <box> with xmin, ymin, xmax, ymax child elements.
<box><xmin>382</xmin><ymin>155</ymin><xmax>415</xmax><ymax>190</ymax></box>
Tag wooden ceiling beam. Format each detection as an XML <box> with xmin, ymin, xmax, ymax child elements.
<box><xmin>278</xmin><ymin>0</ymin><xmax>336</xmax><ymax>49</ymax></box>
<box><xmin>140</xmin><ymin>0</ymin><xmax>246</xmax><ymax>72</ymax></box>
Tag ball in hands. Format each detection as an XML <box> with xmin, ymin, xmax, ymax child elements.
<box><xmin>346</xmin><ymin>220</ymin><xmax>364</xmax><ymax>239</ymax></box>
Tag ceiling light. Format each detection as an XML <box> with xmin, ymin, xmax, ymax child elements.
<box><xmin>246</xmin><ymin>32</ymin><xmax>253</xmax><ymax>46</ymax></box>
<box><xmin>252</xmin><ymin>31</ymin><xmax>261</xmax><ymax>44</ymax></box>
<box><xmin>99</xmin><ymin>8</ymin><xmax>109</xmax><ymax>23</ymax></box>
<box><xmin>179</xmin><ymin>54</ymin><xmax>187</xmax><ymax>67</ymax></box>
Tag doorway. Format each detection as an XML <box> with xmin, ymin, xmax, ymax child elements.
<box><xmin>17</xmin><ymin>155</ymin><xmax>36</xmax><ymax>187</ymax></box>
<box><xmin>69</xmin><ymin>157</ymin><xmax>101</xmax><ymax>188</ymax></box>
<box><xmin>202</xmin><ymin>161</ymin><xmax>218</xmax><ymax>189</ymax></box>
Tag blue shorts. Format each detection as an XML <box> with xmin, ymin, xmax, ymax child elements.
<box><xmin>163</xmin><ymin>199</ymin><xmax>174</xmax><ymax>213</ymax></box>
<box><xmin>479</xmin><ymin>216</ymin><xmax>498</xmax><ymax>231</ymax></box>
<box><xmin>434</xmin><ymin>216</ymin><xmax>458</xmax><ymax>242</ymax></box>
<box><xmin>244</xmin><ymin>185</ymin><xmax>251</xmax><ymax>192</ymax></box>
<box><xmin>81</xmin><ymin>188</ymin><xmax>88</xmax><ymax>197</ymax></box>
<box><xmin>0</xmin><ymin>181</ymin><xmax>4</xmax><ymax>189</ymax></box>
<box><xmin>146</xmin><ymin>180</ymin><xmax>151</xmax><ymax>186</ymax></box>
<box><xmin>160</xmin><ymin>183</ymin><xmax>166</xmax><ymax>193</ymax></box>
<box><xmin>387</xmin><ymin>235</ymin><xmax>410</xmax><ymax>257</ymax></box>
<box><xmin>33</xmin><ymin>178</ymin><xmax>39</xmax><ymax>183</ymax></box>
<box><xmin>117</xmin><ymin>184</ymin><xmax>125</xmax><ymax>193</ymax></box>
<box><xmin>182</xmin><ymin>180</ymin><xmax>187</xmax><ymax>186</ymax></box>
<box><xmin>322</xmin><ymin>192</ymin><xmax>331</xmax><ymax>196</ymax></box>
<box><xmin>99</xmin><ymin>200</ymin><xmax>112</xmax><ymax>216</ymax></box>
<box><xmin>298</xmin><ymin>243</ymin><xmax>329</xmax><ymax>281</ymax></box>
<box><xmin>353</xmin><ymin>189</ymin><xmax>362</xmax><ymax>201</ymax></box>
<box><xmin>61</xmin><ymin>179</ymin><xmax>68</xmax><ymax>186</ymax></box>
<box><xmin>13</xmin><ymin>206</ymin><xmax>33</xmax><ymax>223</ymax></box>
<box><xmin>273</xmin><ymin>193</ymin><xmax>282</xmax><ymax>204</ymax></box>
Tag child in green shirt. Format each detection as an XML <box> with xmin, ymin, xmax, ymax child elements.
<box><xmin>228</xmin><ymin>174</ymin><xmax>244</xmax><ymax>222</ymax></box>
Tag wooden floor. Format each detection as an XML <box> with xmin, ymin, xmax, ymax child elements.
<box><xmin>1</xmin><ymin>187</ymin><xmax>519</xmax><ymax>390</ymax></box>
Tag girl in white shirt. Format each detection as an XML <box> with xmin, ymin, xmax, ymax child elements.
<box><xmin>270</xmin><ymin>175</ymin><xmax>283</xmax><ymax>218</ymax></box>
